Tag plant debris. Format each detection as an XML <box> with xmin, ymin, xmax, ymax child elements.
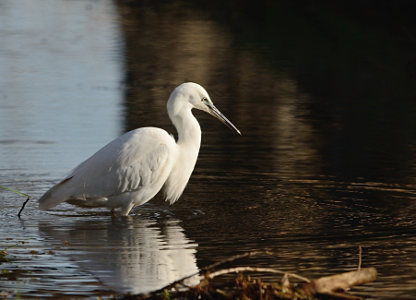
<box><xmin>0</xmin><ymin>185</ymin><xmax>31</xmax><ymax>217</ymax></box>
<box><xmin>0</xmin><ymin>250</ymin><xmax>9</xmax><ymax>264</ymax></box>
<box><xmin>121</xmin><ymin>250</ymin><xmax>377</xmax><ymax>300</ymax></box>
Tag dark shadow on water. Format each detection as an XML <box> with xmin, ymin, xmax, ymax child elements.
<box><xmin>117</xmin><ymin>0</ymin><xmax>416</xmax><ymax>183</ymax></box>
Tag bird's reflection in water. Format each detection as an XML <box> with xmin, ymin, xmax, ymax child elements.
<box><xmin>39</xmin><ymin>215</ymin><xmax>199</xmax><ymax>294</ymax></box>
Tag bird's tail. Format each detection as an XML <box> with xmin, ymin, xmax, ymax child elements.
<box><xmin>38</xmin><ymin>177</ymin><xmax>73</xmax><ymax>210</ymax></box>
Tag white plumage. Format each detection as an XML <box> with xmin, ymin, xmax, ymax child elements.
<box><xmin>39</xmin><ymin>82</ymin><xmax>240</xmax><ymax>215</ymax></box>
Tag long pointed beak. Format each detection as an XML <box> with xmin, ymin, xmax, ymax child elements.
<box><xmin>206</xmin><ymin>103</ymin><xmax>241</xmax><ymax>135</ymax></box>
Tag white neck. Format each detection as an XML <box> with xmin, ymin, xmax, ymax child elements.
<box><xmin>164</xmin><ymin>96</ymin><xmax>201</xmax><ymax>204</ymax></box>
<box><xmin>167</xmin><ymin>93</ymin><xmax>201</xmax><ymax>147</ymax></box>
<box><xmin>175</xmin><ymin>110</ymin><xmax>201</xmax><ymax>146</ymax></box>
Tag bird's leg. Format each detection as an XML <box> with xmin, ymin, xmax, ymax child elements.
<box><xmin>120</xmin><ymin>202</ymin><xmax>135</xmax><ymax>216</ymax></box>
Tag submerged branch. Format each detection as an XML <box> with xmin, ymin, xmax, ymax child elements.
<box><xmin>18</xmin><ymin>197</ymin><xmax>31</xmax><ymax>217</ymax></box>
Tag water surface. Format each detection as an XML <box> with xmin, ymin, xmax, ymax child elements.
<box><xmin>1</xmin><ymin>0</ymin><xmax>416</xmax><ymax>298</ymax></box>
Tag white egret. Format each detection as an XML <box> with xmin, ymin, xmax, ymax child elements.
<box><xmin>39</xmin><ymin>82</ymin><xmax>241</xmax><ymax>216</ymax></box>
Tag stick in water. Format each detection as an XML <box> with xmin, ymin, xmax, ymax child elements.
<box><xmin>0</xmin><ymin>185</ymin><xmax>32</xmax><ymax>217</ymax></box>
<box><xmin>18</xmin><ymin>197</ymin><xmax>31</xmax><ymax>217</ymax></box>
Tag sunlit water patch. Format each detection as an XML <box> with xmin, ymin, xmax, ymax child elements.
<box><xmin>0</xmin><ymin>0</ymin><xmax>123</xmax><ymax>181</ymax></box>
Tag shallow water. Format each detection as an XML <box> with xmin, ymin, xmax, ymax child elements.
<box><xmin>1</xmin><ymin>0</ymin><xmax>416</xmax><ymax>298</ymax></box>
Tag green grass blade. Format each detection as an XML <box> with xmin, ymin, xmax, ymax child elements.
<box><xmin>0</xmin><ymin>185</ymin><xmax>31</xmax><ymax>198</ymax></box>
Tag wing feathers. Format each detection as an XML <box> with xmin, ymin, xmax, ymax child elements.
<box><xmin>38</xmin><ymin>128</ymin><xmax>175</xmax><ymax>209</ymax></box>
<box><xmin>38</xmin><ymin>176</ymin><xmax>74</xmax><ymax>209</ymax></box>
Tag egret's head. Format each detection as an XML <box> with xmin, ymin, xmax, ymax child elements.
<box><xmin>169</xmin><ymin>82</ymin><xmax>241</xmax><ymax>135</ymax></box>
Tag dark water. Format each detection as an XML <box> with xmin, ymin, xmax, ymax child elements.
<box><xmin>1</xmin><ymin>0</ymin><xmax>416</xmax><ymax>298</ymax></box>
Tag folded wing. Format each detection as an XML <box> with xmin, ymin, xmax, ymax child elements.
<box><xmin>39</xmin><ymin>128</ymin><xmax>175</xmax><ymax>209</ymax></box>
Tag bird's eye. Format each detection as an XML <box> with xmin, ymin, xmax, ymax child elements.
<box><xmin>201</xmin><ymin>97</ymin><xmax>208</xmax><ymax>102</ymax></box>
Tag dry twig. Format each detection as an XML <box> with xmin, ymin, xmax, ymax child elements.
<box><xmin>204</xmin><ymin>266</ymin><xmax>310</xmax><ymax>283</ymax></box>
<box><xmin>158</xmin><ymin>250</ymin><xmax>286</xmax><ymax>291</ymax></box>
